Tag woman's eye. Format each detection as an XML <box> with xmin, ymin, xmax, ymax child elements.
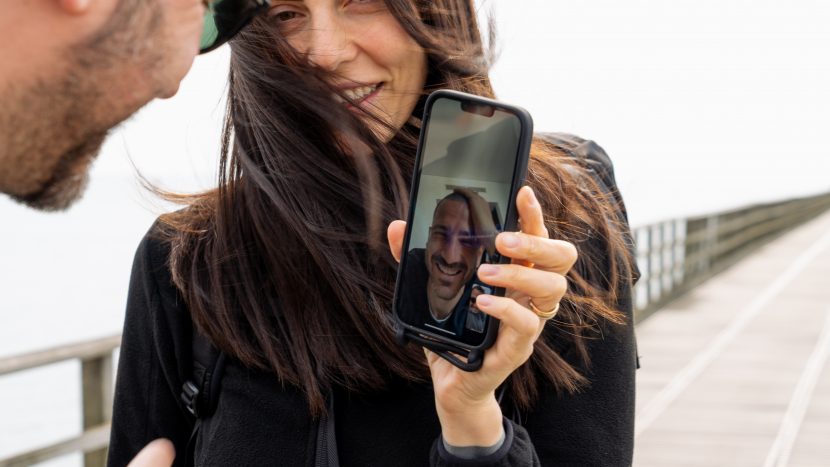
<box><xmin>271</xmin><ymin>10</ymin><xmax>301</xmax><ymax>22</ymax></box>
<box><xmin>267</xmin><ymin>6</ymin><xmax>307</xmax><ymax>34</ymax></box>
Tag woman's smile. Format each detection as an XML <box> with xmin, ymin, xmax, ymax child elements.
<box><xmin>335</xmin><ymin>82</ymin><xmax>383</xmax><ymax>108</ymax></box>
<box><xmin>269</xmin><ymin>0</ymin><xmax>427</xmax><ymax>141</ymax></box>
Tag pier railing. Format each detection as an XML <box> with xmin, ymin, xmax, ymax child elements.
<box><xmin>631</xmin><ymin>191</ymin><xmax>830</xmax><ymax>321</ymax></box>
<box><xmin>0</xmin><ymin>335</ymin><xmax>120</xmax><ymax>467</ymax></box>
<box><xmin>1</xmin><ymin>191</ymin><xmax>830</xmax><ymax>466</ymax></box>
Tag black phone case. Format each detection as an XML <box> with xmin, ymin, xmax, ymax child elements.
<box><xmin>392</xmin><ymin>89</ymin><xmax>533</xmax><ymax>372</ymax></box>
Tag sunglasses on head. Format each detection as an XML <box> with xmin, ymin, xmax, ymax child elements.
<box><xmin>200</xmin><ymin>0</ymin><xmax>271</xmax><ymax>54</ymax></box>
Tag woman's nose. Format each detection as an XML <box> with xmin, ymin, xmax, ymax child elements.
<box><xmin>306</xmin><ymin>13</ymin><xmax>358</xmax><ymax>72</ymax></box>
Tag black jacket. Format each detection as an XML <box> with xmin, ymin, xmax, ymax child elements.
<box><xmin>107</xmin><ymin>135</ymin><xmax>638</xmax><ymax>467</ymax></box>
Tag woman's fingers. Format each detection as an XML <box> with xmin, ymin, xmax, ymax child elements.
<box><xmin>387</xmin><ymin>220</ymin><xmax>407</xmax><ymax>263</ymax></box>
<box><xmin>127</xmin><ymin>439</ymin><xmax>175</xmax><ymax>467</ymax></box>
<box><xmin>477</xmin><ymin>264</ymin><xmax>567</xmax><ymax>308</ymax></box>
<box><xmin>496</xmin><ymin>232</ymin><xmax>577</xmax><ymax>275</ymax></box>
<box><xmin>516</xmin><ymin>186</ymin><xmax>548</xmax><ymax>238</ymax></box>
<box><xmin>476</xmin><ymin>295</ymin><xmax>540</xmax><ymax>337</ymax></box>
<box><xmin>475</xmin><ymin>295</ymin><xmax>543</xmax><ymax>360</ymax></box>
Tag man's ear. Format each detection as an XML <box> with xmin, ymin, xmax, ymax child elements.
<box><xmin>57</xmin><ymin>0</ymin><xmax>92</xmax><ymax>15</ymax></box>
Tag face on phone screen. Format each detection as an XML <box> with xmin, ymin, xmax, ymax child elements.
<box><xmin>395</xmin><ymin>96</ymin><xmax>524</xmax><ymax>347</ymax></box>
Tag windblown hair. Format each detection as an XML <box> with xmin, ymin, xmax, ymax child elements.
<box><xmin>160</xmin><ymin>0</ymin><xmax>636</xmax><ymax>416</ymax></box>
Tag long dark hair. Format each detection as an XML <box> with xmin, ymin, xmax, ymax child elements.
<box><xmin>160</xmin><ymin>0</ymin><xmax>635</xmax><ymax>416</ymax></box>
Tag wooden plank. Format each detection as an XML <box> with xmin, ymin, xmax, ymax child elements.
<box><xmin>0</xmin><ymin>424</ymin><xmax>110</xmax><ymax>467</ymax></box>
<box><xmin>634</xmin><ymin>210</ymin><xmax>830</xmax><ymax>466</ymax></box>
<box><xmin>0</xmin><ymin>335</ymin><xmax>121</xmax><ymax>376</ymax></box>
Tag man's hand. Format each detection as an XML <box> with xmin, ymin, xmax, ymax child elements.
<box><xmin>127</xmin><ymin>439</ymin><xmax>175</xmax><ymax>467</ymax></box>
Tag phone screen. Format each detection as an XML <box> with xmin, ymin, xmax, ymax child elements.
<box><xmin>395</xmin><ymin>95</ymin><xmax>527</xmax><ymax>348</ymax></box>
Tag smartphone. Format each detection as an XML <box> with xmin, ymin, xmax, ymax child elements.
<box><xmin>393</xmin><ymin>90</ymin><xmax>533</xmax><ymax>371</ymax></box>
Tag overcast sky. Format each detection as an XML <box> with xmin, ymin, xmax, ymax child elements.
<box><xmin>485</xmin><ymin>0</ymin><xmax>830</xmax><ymax>225</ymax></box>
<box><xmin>74</xmin><ymin>0</ymin><xmax>830</xmax><ymax>227</ymax></box>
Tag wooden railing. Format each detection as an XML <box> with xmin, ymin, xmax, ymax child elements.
<box><xmin>0</xmin><ymin>335</ymin><xmax>120</xmax><ymax>467</ymax></box>
<box><xmin>1</xmin><ymin>191</ymin><xmax>829</xmax><ymax>465</ymax></box>
<box><xmin>632</xmin><ymin>191</ymin><xmax>830</xmax><ymax>321</ymax></box>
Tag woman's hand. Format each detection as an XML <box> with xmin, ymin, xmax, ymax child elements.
<box><xmin>387</xmin><ymin>186</ymin><xmax>577</xmax><ymax>446</ymax></box>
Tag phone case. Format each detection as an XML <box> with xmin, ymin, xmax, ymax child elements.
<box><xmin>392</xmin><ymin>89</ymin><xmax>533</xmax><ymax>372</ymax></box>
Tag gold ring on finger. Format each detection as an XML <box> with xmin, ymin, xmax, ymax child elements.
<box><xmin>528</xmin><ymin>300</ymin><xmax>560</xmax><ymax>320</ymax></box>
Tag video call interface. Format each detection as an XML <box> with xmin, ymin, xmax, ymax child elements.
<box><xmin>397</xmin><ymin>97</ymin><xmax>522</xmax><ymax>346</ymax></box>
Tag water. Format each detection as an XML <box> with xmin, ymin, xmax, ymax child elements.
<box><xmin>2</xmin><ymin>2</ymin><xmax>829</xmax><ymax>464</ymax></box>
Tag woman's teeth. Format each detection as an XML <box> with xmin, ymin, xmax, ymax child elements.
<box><xmin>343</xmin><ymin>84</ymin><xmax>379</xmax><ymax>102</ymax></box>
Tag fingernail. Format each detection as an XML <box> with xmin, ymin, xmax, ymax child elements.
<box><xmin>478</xmin><ymin>264</ymin><xmax>498</xmax><ymax>277</ymax></box>
<box><xmin>501</xmin><ymin>233</ymin><xmax>520</xmax><ymax>248</ymax></box>
<box><xmin>475</xmin><ymin>295</ymin><xmax>494</xmax><ymax>307</ymax></box>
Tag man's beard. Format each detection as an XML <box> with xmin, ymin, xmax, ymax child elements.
<box><xmin>13</xmin><ymin>131</ymin><xmax>108</xmax><ymax>211</ymax></box>
<box><xmin>0</xmin><ymin>0</ymin><xmax>158</xmax><ymax>211</ymax></box>
<box><xmin>0</xmin><ymin>69</ymin><xmax>112</xmax><ymax>211</ymax></box>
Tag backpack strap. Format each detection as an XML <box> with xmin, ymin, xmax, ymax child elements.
<box><xmin>315</xmin><ymin>392</ymin><xmax>340</xmax><ymax>467</ymax></box>
<box><xmin>181</xmin><ymin>328</ymin><xmax>226</xmax><ymax>467</ymax></box>
<box><xmin>179</xmin><ymin>328</ymin><xmax>340</xmax><ymax>466</ymax></box>
<box><xmin>181</xmin><ymin>329</ymin><xmax>226</xmax><ymax>419</ymax></box>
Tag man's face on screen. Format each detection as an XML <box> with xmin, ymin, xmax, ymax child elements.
<box><xmin>426</xmin><ymin>199</ymin><xmax>483</xmax><ymax>301</ymax></box>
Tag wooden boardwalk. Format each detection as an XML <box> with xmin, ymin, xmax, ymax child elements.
<box><xmin>634</xmin><ymin>210</ymin><xmax>830</xmax><ymax>466</ymax></box>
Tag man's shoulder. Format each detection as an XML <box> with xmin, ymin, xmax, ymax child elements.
<box><xmin>407</xmin><ymin>248</ymin><xmax>426</xmax><ymax>261</ymax></box>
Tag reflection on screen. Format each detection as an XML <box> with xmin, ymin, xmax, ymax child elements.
<box><xmin>397</xmin><ymin>97</ymin><xmax>521</xmax><ymax>346</ymax></box>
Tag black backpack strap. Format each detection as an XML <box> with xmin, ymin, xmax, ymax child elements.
<box><xmin>178</xmin><ymin>327</ymin><xmax>339</xmax><ymax>466</ymax></box>
<box><xmin>180</xmin><ymin>329</ymin><xmax>226</xmax><ymax>418</ymax></box>
<box><xmin>180</xmin><ymin>328</ymin><xmax>226</xmax><ymax>467</ymax></box>
<box><xmin>314</xmin><ymin>391</ymin><xmax>340</xmax><ymax>467</ymax></box>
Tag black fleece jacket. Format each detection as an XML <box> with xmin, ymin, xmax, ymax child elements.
<box><xmin>106</xmin><ymin>135</ymin><xmax>638</xmax><ymax>467</ymax></box>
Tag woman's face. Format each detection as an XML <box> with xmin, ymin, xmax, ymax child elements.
<box><xmin>269</xmin><ymin>0</ymin><xmax>428</xmax><ymax>141</ymax></box>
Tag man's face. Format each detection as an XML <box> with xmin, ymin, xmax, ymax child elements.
<box><xmin>0</xmin><ymin>0</ymin><xmax>205</xmax><ymax>210</ymax></box>
<box><xmin>426</xmin><ymin>199</ymin><xmax>484</xmax><ymax>301</ymax></box>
